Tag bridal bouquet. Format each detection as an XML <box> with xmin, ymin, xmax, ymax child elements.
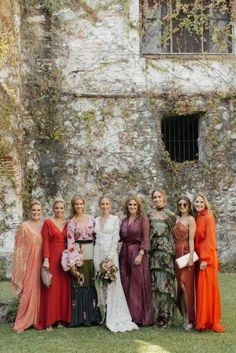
<box><xmin>95</xmin><ymin>259</ymin><xmax>118</xmax><ymax>286</ymax></box>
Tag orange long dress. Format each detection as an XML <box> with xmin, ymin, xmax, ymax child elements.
<box><xmin>37</xmin><ymin>219</ymin><xmax>71</xmax><ymax>329</ymax></box>
<box><xmin>194</xmin><ymin>210</ymin><xmax>225</xmax><ymax>332</ymax></box>
<box><xmin>12</xmin><ymin>223</ymin><xmax>42</xmax><ymax>332</ymax></box>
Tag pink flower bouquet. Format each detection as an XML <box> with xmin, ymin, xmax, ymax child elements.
<box><xmin>95</xmin><ymin>258</ymin><xmax>118</xmax><ymax>286</ymax></box>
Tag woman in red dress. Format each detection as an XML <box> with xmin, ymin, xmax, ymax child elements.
<box><xmin>193</xmin><ymin>193</ymin><xmax>225</xmax><ymax>332</ymax></box>
<box><xmin>172</xmin><ymin>196</ymin><xmax>196</xmax><ymax>330</ymax></box>
<box><xmin>37</xmin><ymin>198</ymin><xmax>71</xmax><ymax>330</ymax></box>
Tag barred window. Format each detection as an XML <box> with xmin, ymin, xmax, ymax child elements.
<box><xmin>141</xmin><ymin>0</ymin><xmax>233</xmax><ymax>54</ymax></box>
<box><xmin>161</xmin><ymin>114</ymin><xmax>199</xmax><ymax>162</ymax></box>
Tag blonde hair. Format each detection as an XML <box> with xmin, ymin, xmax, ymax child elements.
<box><xmin>151</xmin><ymin>189</ymin><xmax>167</xmax><ymax>206</ymax></box>
<box><xmin>70</xmin><ymin>195</ymin><xmax>86</xmax><ymax>217</ymax></box>
<box><xmin>53</xmin><ymin>197</ymin><xmax>65</xmax><ymax>209</ymax></box>
<box><xmin>192</xmin><ymin>193</ymin><xmax>211</xmax><ymax>214</ymax></box>
<box><xmin>99</xmin><ymin>195</ymin><xmax>112</xmax><ymax>206</ymax></box>
<box><xmin>28</xmin><ymin>199</ymin><xmax>42</xmax><ymax>219</ymax></box>
<box><xmin>30</xmin><ymin>199</ymin><xmax>42</xmax><ymax>209</ymax></box>
<box><xmin>123</xmin><ymin>196</ymin><xmax>144</xmax><ymax>217</ymax></box>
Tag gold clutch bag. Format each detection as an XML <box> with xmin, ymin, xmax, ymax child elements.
<box><xmin>41</xmin><ymin>267</ymin><xmax>52</xmax><ymax>288</ymax></box>
<box><xmin>176</xmin><ymin>251</ymin><xmax>199</xmax><ymax>269</ymax></box>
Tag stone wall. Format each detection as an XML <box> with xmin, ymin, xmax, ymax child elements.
<box><xmin>0</xmin><ymin>0</ymin><xmax>235</xmax><ymax>277</ymax></box>
<box><xmin>0</xmin><ymin>0</ymin><xmax>23</xmax><ymax>278</ymax></box>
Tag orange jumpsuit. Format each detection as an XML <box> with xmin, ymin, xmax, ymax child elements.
<box><xmin>194</xmin><ymin>210</ymin><xmax>225</xmax><ymax>332</ymax></box>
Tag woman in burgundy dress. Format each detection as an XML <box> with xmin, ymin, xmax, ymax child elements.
<box><xmin>37</xmin><ymin>198</ymin><xmax>71</xmax><ymax>330</ymax></box>
<box><xmin>119</xmin><ymin>196</ymin><xmax>153</xmax><ymax>326</ymax></box>
<box><xmin>172</xmin><ymin>196</ymin><xmax>196</xmax><ymax>330</ymax></box>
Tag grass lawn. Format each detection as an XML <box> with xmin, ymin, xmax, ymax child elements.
<box><xmin>0</xmin><ymin>274</ymin><xmax>235</xmax><ymax>353</ymax></box>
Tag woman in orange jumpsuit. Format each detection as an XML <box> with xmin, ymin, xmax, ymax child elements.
<box><xmin>193</xmin><ymin>193</ymin><xmax>225</xmax><ymax>332</ymax></box>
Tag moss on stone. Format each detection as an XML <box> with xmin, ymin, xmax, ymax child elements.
<box><xmin>0</xmin><ymin>258</ymin><xmax>7</xmax><ymax>280</ymax></box>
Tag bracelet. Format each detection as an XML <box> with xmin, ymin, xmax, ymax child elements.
<box><xmin>139</xmin><ymin>250</ymin><xmax>144</xmax><ymax>256</ymax></box>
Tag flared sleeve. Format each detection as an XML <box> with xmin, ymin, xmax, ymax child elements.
<box><xmin>140</xmin><ymin>216</ymin><xmax>150</xmax><ymax>252</ymax></box>
<box><xmin>12</xmin><ymin>224</ymin><xmax>31</xmax><ymax>295</ymax></box>
<box><xmin>108</xmin><ymin>216</ymin><xmax>120</xmax><ymax>260</ymax></box>
<box><xmin>199</xmin><ymin>214</ymin><xmax>217</xmax><ymax>265</ymax></box>
<box><xmin>67</xmin><ymin>220</ymin><xmax>76</xmax><ymax>253</ymax></box>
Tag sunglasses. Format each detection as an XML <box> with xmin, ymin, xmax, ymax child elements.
<box><xmin>178</xmin><ymin>202</ymin><xmax>188</xmax><ymax>207</ymax></box>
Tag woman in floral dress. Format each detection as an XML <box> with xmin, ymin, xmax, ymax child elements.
<box><xmin>149</xmin><ymin>190</ymin><xmax>176</xmax><ymax>328</ymax></box>
<box><xmin>64</xmin><ymin>195</ymin><xmax>101</xmax><ymax>326</ymax></box>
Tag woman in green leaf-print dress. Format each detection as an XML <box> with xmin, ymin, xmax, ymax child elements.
<box><xmin>149</xmin><ymin>190</ymin><xmax>176</xmax><ymax>328</ymax></box>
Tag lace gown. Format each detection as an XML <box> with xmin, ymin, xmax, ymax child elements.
<box><xmin>94</xmin><ymin>215</ymin><xmax>138</xmax><ymax>333</ymax></box>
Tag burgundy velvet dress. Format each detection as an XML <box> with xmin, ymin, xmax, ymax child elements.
<box><xmin>172</xmin><ymin>222</ymin><xmax>195</xmax><ymax>325</ymax></box>
<box><xmin>37</xmin><ymin>219</ymin><xmax>71</xmax><ymax>329</ymax></box>
<box><xmin>119</xmin><ymin>216</ymin><xmax>153</xmax><ymax>326</ymax></box>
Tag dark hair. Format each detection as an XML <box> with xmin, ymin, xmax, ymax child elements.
<box><xmin>177</xmin><ymin>196</ymin><xmax>192</xmax><ymax>216</ymax></box>
<box><xmin>123</xmin><ymin>196</ymin><xmax>144</xmax><ymax>217</ymax></box>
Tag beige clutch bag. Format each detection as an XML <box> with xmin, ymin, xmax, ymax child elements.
<box><xmin>41</xmin><ymin>267</ymin><xmax>52</xmax><ymax>288</ymax></box>
<box><xmin>176</xmin><ymin>251</ymin><xmax>199</xmax><ymax>269</ymax></box>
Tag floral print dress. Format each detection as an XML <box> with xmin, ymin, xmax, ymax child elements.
<box><xmin>67</xmin><ymin>216</ymin><xmax>101</xmax><ymax>326</ymax></box>
<box><xmin>149</xmin><ymin>209</ymin><xmax>176</xmax><ymax>327</ymax></box>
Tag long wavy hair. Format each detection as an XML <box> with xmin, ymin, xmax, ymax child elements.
<box><xmin>123</xmin><ymin>196</ymin><xmax>144</xmax><ymax>217</ymax></box>
<box><xmin>192</xmin><ymin>193</ymin><xmax>211</xmax><ymax>216</ymax></box>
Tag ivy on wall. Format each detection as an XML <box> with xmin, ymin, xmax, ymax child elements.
<box><xmin>141</xmin><ymin>0</ymin><xmax>234</xmax><ymax>54</ymax></box>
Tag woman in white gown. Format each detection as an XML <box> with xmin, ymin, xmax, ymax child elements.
<box><xmin>94</xmin><ymin>196</ymin><xmax>138</xmax><ymax>333</ymax></box>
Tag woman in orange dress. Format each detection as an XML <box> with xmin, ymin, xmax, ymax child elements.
<box><xmin>37</xmin><ymin>198</ymin><xmax>71</xmax><ymax>330</ymax></box>
<box><xmin>193</xmin><ymin>193</ymin><xmax>225</xmax><ymax>332</ymax></box>
<box><xmin>12</xmin><ymin>199</ymin><xmax>43</xmax><ymax>333</ymax></box>
<box><xmin>172</xmin><ymin>196</ymin><xmax>196</xmax><ymax>330</ymax></box>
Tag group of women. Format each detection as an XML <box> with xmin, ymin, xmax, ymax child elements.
<box><xmin>11</xmin><ymin>191</ymin><xmax>225</xmax><ymax>334</ymax></box>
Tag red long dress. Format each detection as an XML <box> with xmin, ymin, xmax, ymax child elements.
<box><xmin>194</xmin><ymin>210</ymin><xmax>225</xmax><ymax>332</ymax></box>
<box><xmin>172</xmin><ymin>222</ymin><xmax>195</xmax><ymax>325</ymax></box>
<box><xmin>37</xmin><ymin>219</ymin><xmax>71</xmax><ymax>329</ymax></box>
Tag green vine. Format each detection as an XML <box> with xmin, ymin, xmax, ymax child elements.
<box><xmin>141</xmin><ymin>0</ymin><xmax>233</xmax><ymax>53</ymax></box>
<box><xmin>20</xmin><ymin>0</ymin><xmax>98</xmax><ymax>21</ymax></box>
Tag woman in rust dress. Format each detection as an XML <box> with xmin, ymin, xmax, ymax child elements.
<box><xmin>119</xmin><ymin>196</ymin><xmax>153</xmax><ymax>326</ymax></box>
<box><xmin>172</xmin><ymin>196</ymin><xmax>196</xmax><ymax>330</ymax></box>
<box><xmin>193</xmin><ymin>193</ymin><xmax>225</xmax><ymax>332</ymax></box>
<box><xmin>37</xmin><ymin>198</ymin><xmax>71</xmax><ymax>330</ymax></box>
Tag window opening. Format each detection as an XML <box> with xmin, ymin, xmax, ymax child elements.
<box><xmin>161</xmin><ymin>114</ymin><xmax>199</xmax><ymax>162</ymax></box>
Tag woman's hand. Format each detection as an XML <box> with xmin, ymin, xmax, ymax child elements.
<box><xmin>188</xmin><ymin>253</ymin><xmax>194</xmax><ymax>267</ymax></box>
<box><xmin>134</xmin><ymin>254</ymin><xmax>143</xmax><ymax>266</ymax></box>
<box><xmin>43</xmin><ymin>258</ymin><xmax>50</xmax><ymax>270</ymax></box>
<box><xmin>200</xmin><ymin>261</ymin><xmax>207</xmax><ymax>271</ymax></box>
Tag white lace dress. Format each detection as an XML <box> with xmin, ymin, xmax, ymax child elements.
<box><xmin>94</xmin><ymin>215</ymin><xmax>138</xmax><ymax>333</ymax></box>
